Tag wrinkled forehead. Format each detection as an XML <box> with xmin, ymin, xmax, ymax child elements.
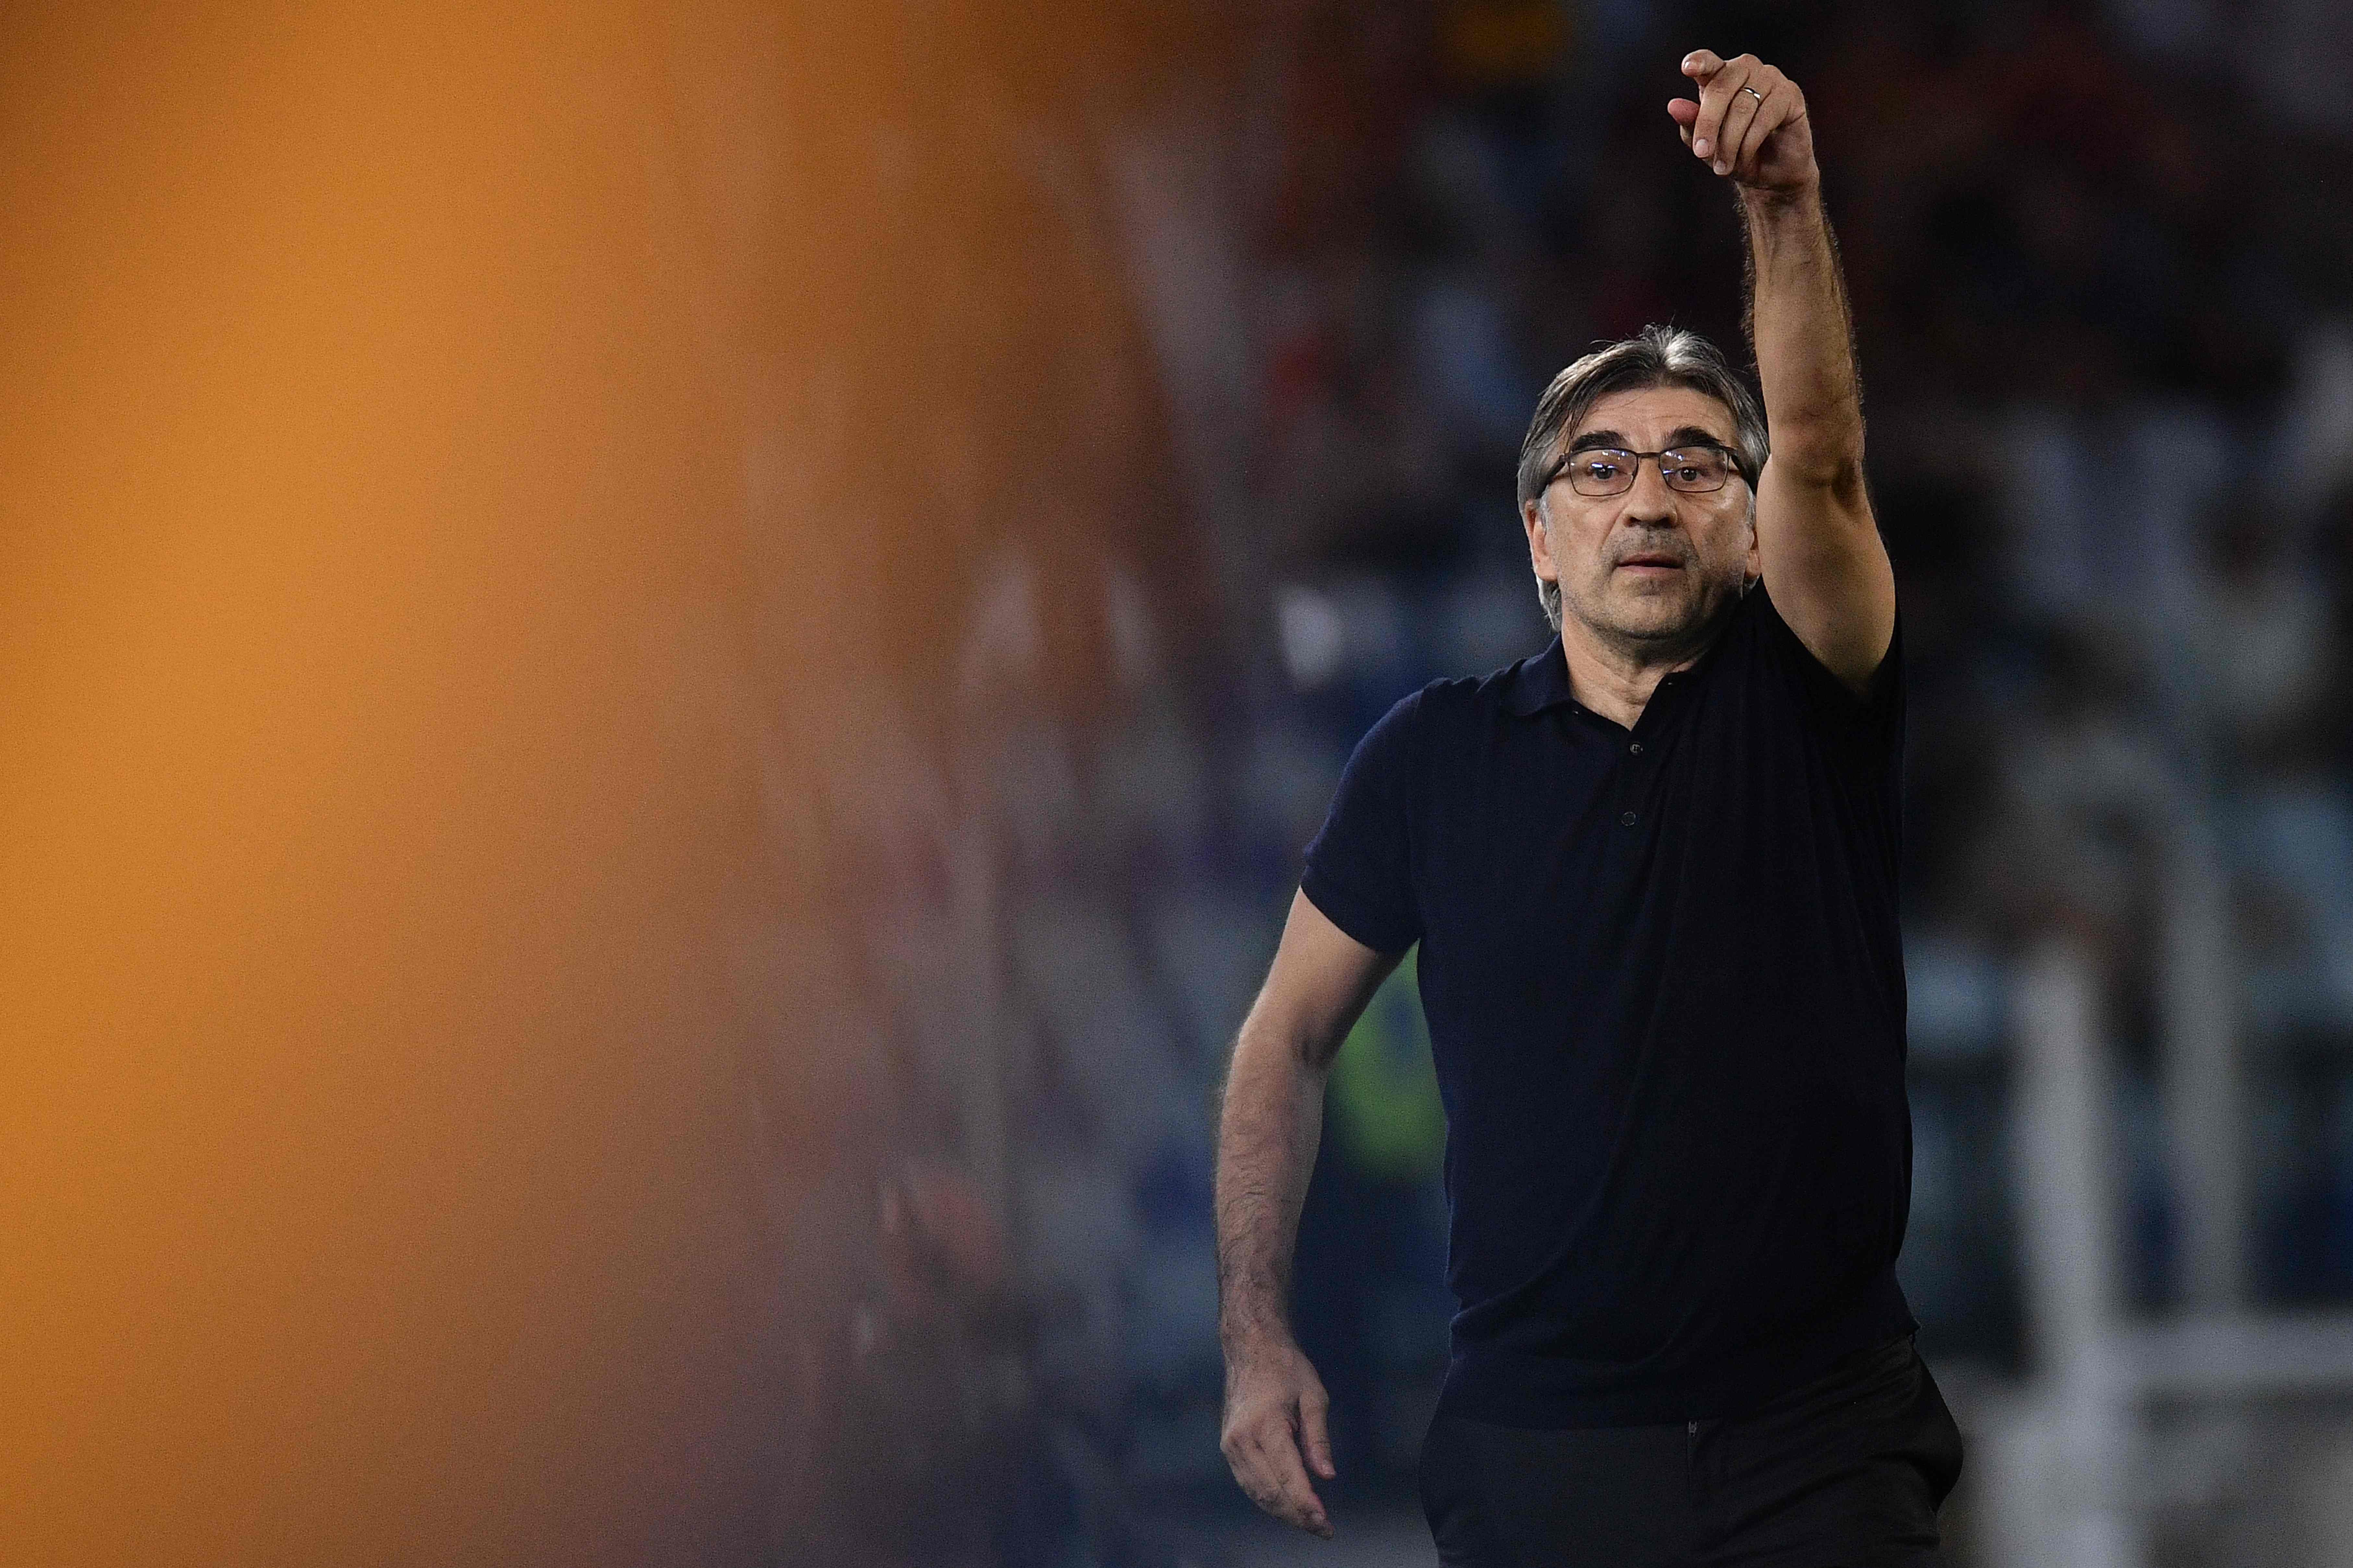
<box><xmin>1564</xmin><ymin>385</ymin><xmax>1739</xmax><ymax>452</ymax></box>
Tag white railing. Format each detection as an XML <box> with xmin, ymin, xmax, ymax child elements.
<box><xmin>1975</xmin><ymin>930</ymin><xmax>2353</xmax><ymax>1566</ymax></box>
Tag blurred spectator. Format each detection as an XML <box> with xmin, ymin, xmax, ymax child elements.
<box><xmin>2188</xmin><ymin>503</ymin><xmax>2338</xmax><ymax>779</ymax></box>
<box><xmin>783</xmin><ymin>0</ymin><xmax>2353</xmax><ymax>1554</ymax></box>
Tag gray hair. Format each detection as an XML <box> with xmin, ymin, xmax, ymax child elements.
<box><xmin>1517</xmin><ymin>325</ymin><xmax>1768</xmax><ymax>631</ymax></box>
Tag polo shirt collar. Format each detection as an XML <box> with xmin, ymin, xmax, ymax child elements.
<box><xmin>1505</xmin><ymin>595</ymin><xmax>1753</xmax><ymax>719</ymax></box>
<box><xmin>1506</xmin><ymin>637</ymin><xmax>1576</xmax><ymax>717</ymax></box>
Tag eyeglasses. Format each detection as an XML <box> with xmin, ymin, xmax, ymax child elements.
<box><xmin>1543</xmin><ymin>444</ymin><xmax>1744</xmax><ymax>498</ymax></box>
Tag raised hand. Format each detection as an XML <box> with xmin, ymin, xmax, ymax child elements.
<box><xmin>1667</xmin><ymin>50</ymin><xmax>1818</xmax><ymax>199</ymax></box>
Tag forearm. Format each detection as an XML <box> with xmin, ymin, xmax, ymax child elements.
<box><xmin>1214</xmin><ymin>1016</ymin><xmax>1331</xmax><ymax>1352</ymax></box>
<box><xmin>1675</xmin><ymin>48</ymin><xmax>1891</xmax><ymax>684</ymax></box>
<box><xmin>1740</xmin><ymin>186</ymin><xmax>1865</xmax><ymax>490</ymax></box>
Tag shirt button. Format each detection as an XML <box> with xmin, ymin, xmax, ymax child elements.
<box><xmin>1620</xmin><ymin>811</ymin><xmax>1638</xmax><ymax>826</ymax></box>
<box><xmin>1629</xmin><ymin>742</ymin><xmax>1642</xmax><ymax>754</ymax></box>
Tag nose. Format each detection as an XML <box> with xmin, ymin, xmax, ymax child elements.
<box><xmin>1618</xmin><ymin>456</ymin><xmax>1681</xmax><ymax>522</ymax></box>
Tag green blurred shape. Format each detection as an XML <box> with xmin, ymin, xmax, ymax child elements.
<box><xmin>1328</xmin><ymin>947</ymin><xmax>1446</xmax><ymax>1182</ymax></box>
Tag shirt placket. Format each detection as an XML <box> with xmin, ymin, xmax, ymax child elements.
<box><xmin>1611</xmin><ymin>672</ymin><xmax>1679</xmax><ymax>832</ymax></box>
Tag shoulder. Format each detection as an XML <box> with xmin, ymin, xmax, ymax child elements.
<box><xmin>1732</xmin><ymin>580</ymin><xmax>1902</xmax><ymax>737</ymax></box>
<box><xmin>1726</xmin><ymin>579</ymin><xmax>1836</xmax><ymax>671</ymax></box>
<box><xmin>1725</xmin><ymin>578</ymin><xmax>1784</xmax><ymax>642</ymax></box>
<box><xmin>1386</xmin><ymin>657</ymin><xmax>1540</xmax><ymax>732</ymax></box>
<box><xmin>1341</xmin><ymin>659</ymin><xmax>1528</xmax><ymax>784</ymax></box>
<box><xmin>1354</xmin><ymin>635</ymin><xmax>1565</xmax><ymax>747</ymax></box>
<box><xmin>1364</xmin><ymin>670</ymin><xmax>1477</xmax><ymax>737</ymax></box>
<box><xmin>1345</xmin><ymin>680</ymin><xmax>1446</xmax><ymax>778</ymax></box>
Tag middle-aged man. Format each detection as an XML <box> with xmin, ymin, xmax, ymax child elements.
<box><xmin>1215</xmin><ymin>49</ymin><xmax>1964</xmax><ymax>1566</ymax></box>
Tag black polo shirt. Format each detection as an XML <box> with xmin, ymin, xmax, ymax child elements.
<box><xmin>1300</xmin><ymin>584</ymin><xmax>1916</xmax><ymax>1428</ymax></box>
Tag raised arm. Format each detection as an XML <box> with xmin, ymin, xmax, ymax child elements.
<box><xmin>1215</xmin><ymin>889</ymin><xmax>1401</xmax><ymax>1538</ymax></box>
<box><xmin>1670</xmin><ymin>49</ymin><xmax>1895</xmax><ymax>693</ymax></box>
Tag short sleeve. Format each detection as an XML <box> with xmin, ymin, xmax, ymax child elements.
<box><xmin>1753</xmin><ymin>587</ymin><xmax>1903</xmax><ymax>761</ymax></box>
<box><xmin>1300</xmin><ymin>690</ymin><xmax>1426</xmax><ymax>953</ymax></box>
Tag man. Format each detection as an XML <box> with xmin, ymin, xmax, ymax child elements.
<box><xmin>1214</xmin><ymin>50</ymin><xmax>1963</xmax><ymax>1566</ymax></box>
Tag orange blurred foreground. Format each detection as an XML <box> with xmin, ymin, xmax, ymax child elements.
<box><xmin>0</xmin><ymin>5</ymin><xmax>889</xmax><ymax>1562</ymax></box>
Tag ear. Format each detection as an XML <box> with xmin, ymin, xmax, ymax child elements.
<box><xmin>1743</xmin><ymin>493</ymin><xmax>1761</xmax><ymax>584</ymax></box>
<box><xmin>1523</xmin><ymin>496</ymin><xmax>1559</xmax><ymax>586</ymax></box>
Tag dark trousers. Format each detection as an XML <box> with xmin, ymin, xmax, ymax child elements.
<box><xmin>1418</xmin><ymin>1335</ymin><xmax>1964</xmax><ymax>1567</ymax></box>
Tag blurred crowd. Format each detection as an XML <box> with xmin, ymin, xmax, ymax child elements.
<box><xmin>774</xmin><ymin>2</ymin><xmax>2353</xmax><ymax>1561</ymax></box>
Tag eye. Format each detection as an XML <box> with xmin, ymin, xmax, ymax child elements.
<box><xmin>1581</xmin><ymin>457</ymin><xmax>1627</xmax><ymax>481</ymax></box>
<box><xmin>1663</xmin><ymin>450</ymin><xmax>1726</xmax><ymax>486</ymax></box>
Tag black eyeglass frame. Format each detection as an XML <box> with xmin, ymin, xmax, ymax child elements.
<box><xmin>1540</xmin><ymin>442</ymin><xmax>1751</xmax><ymax>498</ymax></box>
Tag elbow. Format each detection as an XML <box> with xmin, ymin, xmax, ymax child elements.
<box><xmin>1230</xmin><ymin>1007</ymin><xmax>1338</xmax><ymax>1086</ymax></box>
<box><xmin>1293</xmin><ymin>1027</ymin><xmax>1343</xmax><ymax>1078</ymax></box>
<box><xmin>1766</xmin><ymin>444</ymin><xmax>1865</xmax><ymax>499</ymax></box>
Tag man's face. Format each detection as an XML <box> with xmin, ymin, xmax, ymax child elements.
<box><xmin>1522</xmin><ymin>385</ymin><xmax>1758</xmax><ymax>651</ymax></box>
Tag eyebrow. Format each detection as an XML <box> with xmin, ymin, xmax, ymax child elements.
<box><xmin>1565</xmin><ymin>425</ymin><xmax>1733</xmax><ymax>455</ymax></box>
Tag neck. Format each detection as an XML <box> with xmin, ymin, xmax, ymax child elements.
<box><xmin>1556</xmin><ymin>595</ymin><xmax>1737</xmax><ymax>729</ymax></box>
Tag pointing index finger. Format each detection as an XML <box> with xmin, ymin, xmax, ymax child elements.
<box><xmin>1682</xmin><ymin>49</ymin><xmax>1722</xmax><ymax>80</ymax></box>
